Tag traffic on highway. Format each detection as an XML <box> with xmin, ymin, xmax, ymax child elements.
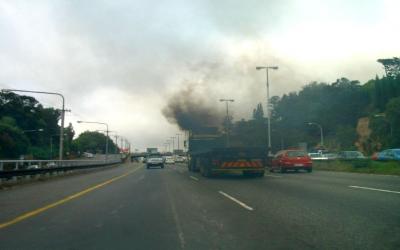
<box><xmin>1</xmin><ymin>160</ymin><xmax>400</xmax><ymax>249</ymax></box>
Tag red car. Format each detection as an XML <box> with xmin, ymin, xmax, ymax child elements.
<box><xmin>271</xmin><ymin>150</ymin><xmax>313</xmax><ymax>173</ymax></box>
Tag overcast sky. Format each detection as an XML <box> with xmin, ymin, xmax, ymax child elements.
<box><xmin>0</xmin><ymin>0</ymin><xmax>399</xmax><ymax>151</ymax></box>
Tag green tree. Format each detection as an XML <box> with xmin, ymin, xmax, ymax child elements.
<box><xmin>0</xmin><ymin>92</ymin><xmax>65</xmax><ymax>159</ymax></box>
<box><xmin>72</xmin><ymin>131</ymin><xmax>117</xmax><ymax>155</ymax></box>
<box><xmin>377</xmin><ymin>57</ymin><xmax>400</xmax><ymax>78</ymax></box>
<box><xmin>252</xmin><ymin>103</ymin><xmax>264</xmax><ymax>120</ymax></box>
<box><xmin>0</xmin><ymin>117</ymin><xmax>29</xmax><ymax>158</ymax></box>
<box><xmin>386</xmin><ymin>97</ymin><xmax>400</xmax><ymax>146</ymax></box>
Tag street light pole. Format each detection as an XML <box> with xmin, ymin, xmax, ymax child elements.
<box><xmin>114</xmin><ymin>135</ymin><xmax>119</xmax><ymax>153</ymax></box>
<box><xmin>308</xmin><ymin>122</ymin><xmax>324</xmax><ymax>148</ymax></box>
<box><xmin>176</xmin><ymin>133</ymin><xmax>181</xmax><ymax>150</ymax></box>
<box><xmin>256</xmin><ymin>66</ymin><xmax>279</xmax><ymax>156</ymax></box>
<box><xmin>2</xmin><ymin>89</ymin><xmax>66</xmax><ymax>160</ymax></box>
<box><xmin>219</xmin><ymin>99</ymin><xmax>234</xmax><ymax>147</ymax></box>
<box><xmin>170</xmin><ymin>137</ymin><xmax>175</xmax><ymax>152</ymax></box>
<box><xmin>77</xmin><ymin>120</ymin><xmax>109</xmax><ymax>162</ymax></box>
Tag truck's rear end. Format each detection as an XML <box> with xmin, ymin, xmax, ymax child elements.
<box><xmin>196</xmin><ymin>147</ymin><xmax>266</xmax><ymax>177</ymax></box>
<box><xmin>187</xmin><ymin>127</ymin><xmax>267</xmax><ymax>177</ymax></box>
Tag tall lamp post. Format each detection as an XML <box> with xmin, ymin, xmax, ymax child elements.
<box><xmin>308</xmin><ymin>122</ymin><xmax>324</xmax><ymax>148</ymax></box>
<box><xmin>256</xmin><ymin>66</ymin><xmax>278</xmax><ymax>156</ymax></box>
<box><xmin>2</xmin><ymin>89</ymin><xmax>66</xmax><ymax>160</ymax></box>
<box><xmin>176</xmin><ymin>133</ymin><xmax>181</xmax><ymax>150</ymax></box>
<box><xmin>77</xmin><ymin>120</ymin><xmax>109</xmax><ymax>162</ymax></box>
<box><xmin>113</xmin><ymin>135</ymin><xmax>119</xmax><ymax>153</ymax></box>
<box><xmin>170</xmin><ymin>137</ymin><xmax>175</xmax><ymax>153</ymax></box>
<box><xmin>219</xmin><ymin>99</ymin><xmax>234</xmax><ymax>147</ymax></box>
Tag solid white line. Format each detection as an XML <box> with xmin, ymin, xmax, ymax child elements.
<box><xmin>349</xmin><ymin>185</ymin><xmax>400</xmax><ymax>194</ymax></box>
<box><xmin>190</xmin><ymin>176</ymin><xmax>199</xmax><ymax>181</ymax></box>
<box><xmin>218</xmin><ymin>191</ymin><xmax>254</xmax><ymax>211</ymax></box>
<box><xmin>264</xmin><ymin>174</ymin><xmax>282</xmax><ymax>178</ymax></box>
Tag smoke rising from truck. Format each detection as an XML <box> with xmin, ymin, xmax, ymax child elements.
<box><xmin>162</xmin><ymin>83</ymin><xmax>223</xmax><ymax>131</ymax></box>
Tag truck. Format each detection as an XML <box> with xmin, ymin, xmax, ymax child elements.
<box><xmin>187</xmin><ymin>127</ymin><xmax>266</xmax><ymax>177</ymax></box>
<box><xmin>146</xmin><ymin>148</ymin><xmax>158</xmax><ymax>154</ymax></box>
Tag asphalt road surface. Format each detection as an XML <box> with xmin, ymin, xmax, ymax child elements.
<box><xmin>0</xmin><ymin>162</ymin><xmax>399</xmax><ymax>250</ymax></box>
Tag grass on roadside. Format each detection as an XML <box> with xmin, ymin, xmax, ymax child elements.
<box><xmin>313</xmin><ymin>160</ymin><xmax>400</xmax><ymax>176</ymax></box>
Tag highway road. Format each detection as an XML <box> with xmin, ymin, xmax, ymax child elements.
<box><xmin>0</xmin><ymin>161</ymin><xmax>399</xmax><ymax>249</ymax></box>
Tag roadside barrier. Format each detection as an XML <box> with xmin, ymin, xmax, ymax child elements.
<box><xmin>0</xmin><ymin>155</ymin><xmax>124</xmax><ymax>184</ymax></box>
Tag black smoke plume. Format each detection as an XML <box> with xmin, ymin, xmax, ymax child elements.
<box><xmin>162</xmin><ymin>83</ymin><xmax>223</xmax><ymax>130</ymax></box>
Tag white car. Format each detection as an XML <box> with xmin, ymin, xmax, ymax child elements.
<box><xmin>83</xmin><ymin>152</ymin><xmax>94</xmax><ymax>158</ymax></box>
<box><xmin>165</xmin><ymin>156</ymin><xmax>175</xmax><ymax>164</ymax></box>
<box><xmin>27</xmin><ymin>165</ymin><xmax>40</xmax><ymax>170</ymax></box>
<box><xmin>308</xmin><ymin>153</ymin><xmax>328</xmax><ymax>160</ymax></box>
<box><xmin>146</xmin><ymin>154</ymin><xmax>164</xmax><ymax>169</ymax></box>
<box><xmin>46</xmin><ymin>162</ymin><xmax>57</xmax><ymax>168</ymax></box>
<box><xmin>174</xmin><ymin>156</ymin><xmax>185</xmax><ymax>163</ymax></box>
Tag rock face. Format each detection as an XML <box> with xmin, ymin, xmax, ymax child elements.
<box><xmin>355</xmin><ymin>117</ymin><xmax>372</xmax><ymax>154</ymax></box>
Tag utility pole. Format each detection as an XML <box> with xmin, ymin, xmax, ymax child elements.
<box><xmin>114</xmin><ymin>135</ymin><xmax>119</xmax><ymax>153</ymax></box>
<box><xmin>256</xmin><ymin>66</ymin><xmax>279</xmax><ymax>156</ymax></box>
<box><xmin>170</xmin><ymin>137</ymin><xmax>175</xmax><ymax>153</ymax></box>
<box><xmin>176</xmin><ymin>133</ymin><xmax>181</xmax><ymax>150</ymax></box>
<box><xmin>219</xmin><ymin>99</ymin><xmax>234</xmax><ymax>147</ymax></box>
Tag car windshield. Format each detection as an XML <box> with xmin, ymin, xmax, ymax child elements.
<box><xmin>287</xmin><ymin>151</ymin><xmax>307</xmax><ymax>157</ymax></box>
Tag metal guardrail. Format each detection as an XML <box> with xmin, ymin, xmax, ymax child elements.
<box><xmin>0</xmin><ymin>155</ymin><xmax>124</xmax><ymax>181</ymax></box>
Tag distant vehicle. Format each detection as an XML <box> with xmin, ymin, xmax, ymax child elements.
<box><xmin>323</xmin><ymin>153</ymin><xmax>338</xmax><ymax>160</ymax></box>
<box><xmin>146</xmin><ymin>153</ymin><xmax>164</xmax><ymax>169</ymax></box>
<box><xmin>46</xmin><ymin>162</ymin><xmax>57</xmax><ymax>168</ymax></box>
<box><xmin>174</xmin><ymin>156</ymin><xmax>185</xmax><ymax>163</ymax></box>
<box><xmin>146</xmin><ymin>148</ymin><xmax>158</xmax><ymax>154</ymax></box>
<box><xmin>26</xmin><ymin>165</ymin><xmax>40</xmax><ymax>170</ymax></box>
<box><xmin>374</xmin><ymin>149</ymin><xmax>400</xmax><ymax>161</ymax></box>
<box><xmin>187</xmin><ymin>127</ymin><xmax>266</xmax><ymax>177</ymax></box>
<box><xmin>165</xmin><ymin>156</ymin><xmax>175</xmax><ymax>164</ymax></box>
<box><xmin>308</xmin><ymin>152</ymin><xmax>337</xmax><ymax>160</ymax></box>
<box><xmin>83</xmin><ymin>152</ymin><xmax>94</xmax><ymax>158</ymax></box>
<box><xmin>308</xmin><ymin>152</ymin><xmax>328</xmax><ymax>160</ymax></box>
<box><xmin>337</xmin><ymin>151</ymin><xmax>365</xmax><ymax>160</ymax></box>
<box><xmin>271</xmin><ymin>150</ymin><xmax>312</xmax><ymax>173</ymax></box>
<box><xmin>180</xmin><ymin>156</ymin><xmax>187</xmax><ymax>162</ymax></box>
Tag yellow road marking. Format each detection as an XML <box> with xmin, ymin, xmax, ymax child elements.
<box><xmin>0</xmin><ymin>167</ymin><xmax>141</xmax><ymax>229</ymax></box>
